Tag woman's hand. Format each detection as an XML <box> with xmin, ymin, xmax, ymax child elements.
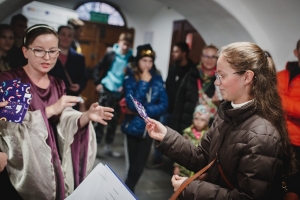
<box><xmin>95</xmin><ymin>84</ymin><xmax>103</xmax><ymax>92</ymax></box>
<box><xmin>0</xmin><ymin>101</ymin><xmax>8</xmax><ymax>107</ymax></box>
<box><xmin>140</xmin><ymin>70</ymin><xmax>152</xmax><ymax>82</ymax></box>
<box><xmin>79</xmin><ymin>102</ymin><xmax>114</xmax><ymax>127</ymax></box>
<box><xmin>0</xmin><ymin>152</ymin><xmax>8</xmax><ymax>172</ymax></box>
<box><xmin>69</xmin><ymin>84</ymin><xmax>80</xmax><ymax>92</ymax></box>
<box><xmin>145</xmin><ymin>118</ymin><xmax>167</xmax><ymax>141</ymax></box>
<box><xmin>171</xmin><ymin>175</ymin><xmax>188</xmax><ymax>192</ymax></box>
<box><xmin>46</xmin><ymin>95</ymin><xmax>80</xmax><ymax>118</ymax></box>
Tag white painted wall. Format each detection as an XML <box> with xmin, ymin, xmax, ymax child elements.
<box><xmin>214</xmin><ymin>0</ymin><xmax>300</xmax><ymax>71</ymax></box>
<box><xmin>126</xmin><ymin>6</ymin><xmax>184</xmax><ymax>80</ymax></box>
<box><xmin>2</xmin><ymin>9</ymin><xmax>22</xmax><ymax>24</ymax></box>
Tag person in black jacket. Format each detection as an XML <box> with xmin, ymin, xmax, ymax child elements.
<box><xmin>8</xmin><ymin>13</ymin><xmax>28</xmax><ymax>69</ymax></box>
<box><xmin>48</xmin><ymin>25</ymin><xmax>87</xmax><ymax>111</ymax></box>
<box><xmin>0</xmin><ymin>24</ymin><xmax>14</xmax><ymax>72</ymax></box>
<box><xmin>147</xmin><ymin>42</ymin><xmax>194</xmax><ymax>168</ymax></box>
<box><xmin>67</xmin><ymin>18</ymin><xmax>85</xmax><ymax>54</ymax></box>
<box><xmin>93</xmin><ymin>32</ymin><xmax>133</xmax><ymax>157</ymax></box>
<box><xmin>170</xmin><ymin>44</ymin><xmax>221</xmax><ymax>134</ymax></box>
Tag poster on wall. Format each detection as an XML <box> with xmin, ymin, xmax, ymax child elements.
<box><xmin>22</xmin><ymin>1</ymin><xmax>79</xmax><ymax>31</ymax></box>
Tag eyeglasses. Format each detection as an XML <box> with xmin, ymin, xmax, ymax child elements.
<box><xmin>202</xmin><ymin>55</ymin><xmax>218</xmax><ymax>60</ymax></box>
<box><xmin>215</xmin><ymin>70</ymin><xmax>246</xmax><ymax>84</ymax></box>
<box><xmin>28</xmin><ymin>47</ymin><xmax>61</xmax><ymax>58</ymax></box>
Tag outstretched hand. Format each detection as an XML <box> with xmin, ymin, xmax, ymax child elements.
<box><xmin>86</xmin><ymin>102</ymin><xmax>114</xmax><ymax>125</ymax></box>
<box><xmin>79</xmin><ymin>102</ymin><xmax>114</xmax><ymax>127</ymax></box>
<box><xmin>46</xmin><ymin>95</ymin><xmax>81</xmax><ymax>118</ymax></box>
<box><xmin>145</xmin><ymin>118</ymin><xmax>167</xmax><ymax>141</ymax></box>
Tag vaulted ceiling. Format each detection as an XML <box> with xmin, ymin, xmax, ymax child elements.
<box><xmin>0</xmin><ymin>0</ymin><xmax>299</xmax><ymax>69</ymax></box>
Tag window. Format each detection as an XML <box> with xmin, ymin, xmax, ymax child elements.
<box><xmin>76</xmin><ymin>2</ymin><xmax>125</xmax><ymax>26</ymax></box>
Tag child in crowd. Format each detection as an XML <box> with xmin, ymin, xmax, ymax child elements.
<box><xmin>173</xmin><ymin>105</ymin><xmax>210</xmax><ymax>177</ymax></box>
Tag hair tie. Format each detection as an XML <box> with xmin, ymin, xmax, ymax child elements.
<box><xmin>264</xmin><ymin>51</ymin><xmax>269</xmax><ymax>58</ymax></box>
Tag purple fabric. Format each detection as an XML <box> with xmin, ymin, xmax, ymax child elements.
<box><xmin>0</xmin><ymin>68</ymin><xmax>90</xmax><ymax>199</ymax></box>
<box><xmin>71</xmin><ymin>126</ymin><xmax>89</xmax><ymax>187</ymax></box>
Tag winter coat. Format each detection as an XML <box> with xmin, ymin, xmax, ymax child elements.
<box><xmin>49</xmin><ymin>48</ymin><xmax>87</xmax><ymax>96</ymax></box>
<box><xmin>171</xmin><ymin>66</ymin><xmax>216</xmax><ymax>133</ymax></box>
<box><xmin>277</xmin><ymin>61</ymin><xmax>300</xmax><ymax>146</ymax></box>
<box><xmin>93</xmin><ymin>47</ymin><xmax>134</xmax><ymax>86</ymax></box>
<box><xmin>121</xmin><ymin>66</ymin><xmax>168</xmax><ymax>138</ymax></box>
<box><xmin>157</xmin><ymin>101</ymin><xmax>285</xmax><ymax>199</ymax></box>
<box><xmin>165</xmin><ymin>60</ymin><xmax>194</xmax><ymax>113</ymax></box>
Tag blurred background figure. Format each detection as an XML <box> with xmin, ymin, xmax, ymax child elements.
<box><xmin>147</xmin><ymin>42</ymin><xmax>194</xmax><ymax>169</ymax></box>
<box><xmin>67</xmin><ymin>18</ymin><xmax>85</xmax><ymax>54</ymax></box>
<box><xmin>173</xmin><ymin>104</ymin><xmax>210</xmax><ymax>177</ymax></box>
<box><xmin>121</xmin><ymin>44</ymin><xmax>168</xmax><ymax>193</ymax></box>
<box><xmin>8</xmin><ymin>13</ymin><xmax>28</xmax><ymax>69</ymax></box>
<box><xmin>277</xmin><ymin>39</ymin><xmax>300</xmax><ymax>197</ymax></box>
<box><xmin>93</xmin><ymin>32</ymin><xmax>133</xmax><ymax>157</ymax></box>
<box><xmin>10</xmin><ymin>13</ymin><xmax>27</xmax><ymax>48</ymax></box>
<box><xmin>48</xmin><ymin>25</ymin><xmax>87</xmax><ymax>111</ymax></box>
<box><xmin>171</xmin><ymin>44</ymin><xmax>220</xmax><ymax>134</ymax></box>
<box><xmin>0</xmin><ymin>24</ymin><xmax>14</xmax><ymax>72</ymax></box>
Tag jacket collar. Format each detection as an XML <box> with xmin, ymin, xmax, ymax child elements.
<box><xmin>218</xmin><ymin>100</ymin><xmax>256</xmax><ymax>126</ymax></box>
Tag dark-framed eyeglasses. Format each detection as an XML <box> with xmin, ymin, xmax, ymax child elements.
<box><xmin>214</xmin><ymin>70</ymin><xmax>247</xmax><ymax>84</ymax></box>
<box><xmin>28</xmin><ymin>47</ymin><xmax>61</xmax><ymax>58</ymax></box>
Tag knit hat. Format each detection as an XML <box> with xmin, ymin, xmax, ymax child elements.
<box><xmin>135</xmin><ymin>44</ymin><xmax>155</xmax><ymax>62</ymax></box>
<box><xmin>193</xmin><ymin>105</ymin><xmax>210</xmax><ymax>122</ymax></box>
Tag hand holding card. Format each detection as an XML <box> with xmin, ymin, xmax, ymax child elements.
<box><xmin>129</xmin><ymin>94</ymin><xmax>150</xmax><ymax>123</ymax></box>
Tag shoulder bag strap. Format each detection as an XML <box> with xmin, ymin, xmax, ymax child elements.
<box><xmin>216</xmin><ymin>153</ymin><xmax>235</xmax><ymax>190</ymax></box>
<box><xmin>169</xmin><ymin>157</ymin><xmax>216</xmax><ymax>200</ymax></box>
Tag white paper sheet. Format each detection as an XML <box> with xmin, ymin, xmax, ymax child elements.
<box><xmin>65</xmin><ymin>163</ymin><xmax>137</xmax><ymax>200</ymax></box>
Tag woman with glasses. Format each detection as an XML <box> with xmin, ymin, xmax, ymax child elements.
<box><xmin>171</xmin><ymin>44</ymin><xmax>221</xmax><ymax>135</ymax></box>
<box><xmin>48</xmin><ymin>25</ymin><xmax>87</xmax><ymax>111</ymax></box>
<box><xmin>145</xmin><ymin>42</ymin><xmax>297</xmax><ymax>199</ymax></box>
<box><xmin>0</xmin><ymin>24</ymin><xmax>114</xmax><ymax>199</ymax></box>
<box><xmin>0</xmin><ymin>24</ymin><xmax>14</xmax><ymax>73</ymax></box>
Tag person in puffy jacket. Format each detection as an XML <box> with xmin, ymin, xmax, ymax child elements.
<box><xmin>145</xmin><ymin>42</ymin><xmax>297</xmax><ymax>200</ymax></box>
<box><xmin>121</xmin><ymin>44</ymin><xmax>168</xmax><ymax>193</ymax></box>
<box><xmin>277</xmin><ymin>39</ymin><xmax>300</xmax><ymax>197</ymax></box>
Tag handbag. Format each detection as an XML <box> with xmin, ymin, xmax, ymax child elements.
<box><xmin>119</xmin><ymin>97</ymin><xmax>127</xmax><ymax>114</ymax></box>
<box><xmin>119</xmin><ymin>97</ymin><xmax>139</xmax><ymax>115</ymax></box>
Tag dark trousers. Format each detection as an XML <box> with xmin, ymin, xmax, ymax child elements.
<box><xmin>94</xmin><ymin>88</ymin><xmax>121</xmax><ymax>144</ymax></box>
<box><xmin>124</xmin><ymin>134</ymin><xmax>153</xmax><ymax>193</ymax></box>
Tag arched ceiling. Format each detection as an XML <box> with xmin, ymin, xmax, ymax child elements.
<box><xmin>0</xmin><ymin>0</ymin><xmax>299</xmax><ymax>69</ymax></box>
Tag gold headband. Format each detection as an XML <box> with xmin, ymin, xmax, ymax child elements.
<box><xmin>140</xmin><ymin>49</ymin><xmax>155</xmax><ymax>58</ymax></box>
<box><xmin>24</xmin><ymin>25</ymin><xmax>56</xmax><ymax>44</ymax></box>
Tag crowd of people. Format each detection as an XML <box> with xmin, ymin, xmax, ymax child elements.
<box><xmin>0</xmin><ymin>12</ymin><xmax>299</xmax><ymax>200</ymax></box>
